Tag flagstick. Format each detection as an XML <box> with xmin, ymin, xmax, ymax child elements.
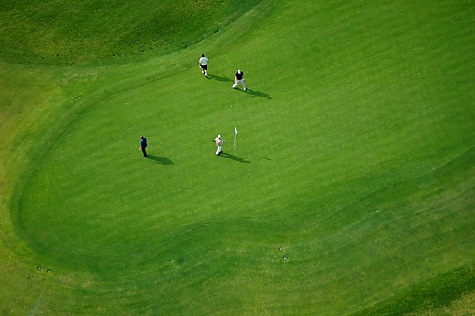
<box><xmin>234</xmin><ymin>127</ymin><xmax>238</xmax><ymax>151</ymax></box>
<box><xmin>234</xmin><ymin>132</ymin><xmax>237</xmax><ymax>151</ymax></box>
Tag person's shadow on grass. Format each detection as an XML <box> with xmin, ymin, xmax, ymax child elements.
<box><xmin>236</xmin><ymin>88</ymin><xmax>272</xmax><ymax>99</ymax></box>
<box><xmin>208</xmin><ymin>74</ymin><xmax>233</xmax><ymax>83</ymax></box>
<box><xmin>147</xmin><ymin>155</ymin><xmax>174</xmax><ymax>165</ymax></box>
<box><xmin>219</xmin><ymin>152</ymin><xmax>250</xmax><ymax>163</ymax></box>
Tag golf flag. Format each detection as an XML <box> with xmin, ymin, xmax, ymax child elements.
<box><xmin>234</xmin><ymin>127</ymin><xmax>238</xmax><ymax>150</ymax></box>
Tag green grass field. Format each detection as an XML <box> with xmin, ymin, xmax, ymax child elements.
<box><xmin>1</xmin><ymin>0</ymin><xmax>474</xmax><ymax>314</ymax></box>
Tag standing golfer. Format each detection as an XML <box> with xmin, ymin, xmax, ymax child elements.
<box><xmin>215</xmin><ymin>134</ymin><xmax>223</xmax><ymax>156</ymax></box>
<box><xmin>139</xmin><ymin>135</ymin><xmax>148</xmax><ymax>157</ymax></box>
<box><xmin>232</xmin><ymin>69</ymin><xmax>247</xmax><ymax>91</ymax></box>
<box><xmin>199</xmin><ymin>53</ymin><xmax>209</xmax><ymax>77</ymax></box>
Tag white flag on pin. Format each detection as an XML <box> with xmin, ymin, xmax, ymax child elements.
<box><xmin>235</xmin><ymin>127</ymin><xmax>238</xmax><ymax>134</ymax></box>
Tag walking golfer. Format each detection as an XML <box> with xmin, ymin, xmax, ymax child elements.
<box><xmin>199</xmin><ymin>54</ymin><xmax>209</xmax><ymax>77</ymax></box>
<box><xmin>232</xmin><ymin>69</ymin><xmax>247</xmax><ymax>90</ymax></box>
<box><xmin>139</xmin><ymin>135</ymin><xmax>148</xmax><ymax>157</ymax></box>
<box><xmin>215</xmin><ymin>134</ymin><xmax>223</xmax><ymax>156</ymax></box>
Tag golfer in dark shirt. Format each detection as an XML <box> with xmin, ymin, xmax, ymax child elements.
<box><xmin>232</xmin><ymin>69</ymin><xmax>247</xmax><ymax>90</ymax></box>
<box><xmin>139</xmin><ymin>136</ymin><xmax>148</xmax><ymax>157</ymax></box>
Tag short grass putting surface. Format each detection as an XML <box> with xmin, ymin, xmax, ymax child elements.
<box><xmin>1</xmin><ymin>0</ymin><xmax>474</xmax><ymax>314</ymax></box>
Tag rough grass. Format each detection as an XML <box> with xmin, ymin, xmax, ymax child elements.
<box><xmin>0</xmin><ymin>0</ymin><xmax>262</xmax><ymax>65</ymax></box>
<box><xmin>356</xmin><ymin>265</ymin><xmax>475</xmax><ymax>315</ymax></box>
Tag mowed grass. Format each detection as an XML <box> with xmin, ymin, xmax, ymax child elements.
<box><xmin>0</xmin><ymin>0</ymin><xmax>261</xmax><ymax>65</ymax></box>
<box><xmin>1</xmin><ymin>0</ymin><xmax>474</xmax><ymax>314</ymax></box>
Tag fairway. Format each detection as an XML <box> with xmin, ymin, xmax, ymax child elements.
<box><xmin>1</xmin><ymin>0</ymin><xmax>474</xmax><ymax>314</ymax></box>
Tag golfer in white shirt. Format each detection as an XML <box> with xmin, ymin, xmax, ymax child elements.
<box><xmin>215</xmin><ymin>134</ymin><xmax>223</xmax><ymax>156</ymax></box>
<box><xmin>199</xmin><ymin>54</ymin><xmax>209</xmax><ymax>77</ymax></box>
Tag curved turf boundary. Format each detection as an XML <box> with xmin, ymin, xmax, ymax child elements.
<box><xmin>2</xmin><ymin>0</ymin><xmax>474</xmax><ymax>314</ymax></box>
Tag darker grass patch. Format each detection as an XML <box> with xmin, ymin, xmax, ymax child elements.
<box><xmin>355</xmin><ymin>265</ymin><xmax>475</xmax><ymax>315</ymax></box>
<box><xmin>0</xmin><ymin>0</ymin><xmax>263</xmax><ymax>66</ymax></box>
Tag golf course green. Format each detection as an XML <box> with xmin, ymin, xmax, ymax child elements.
<box><xmin>1</xmin><ymin>0</ymin><xmax>474</xmax><ymax>314</ymax></box>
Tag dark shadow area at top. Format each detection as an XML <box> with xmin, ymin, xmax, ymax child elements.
<box><xmin>219</xmin><ymin>152</ymin><xmax>250</xmax><ymax>163</ymax></box>
<box><xmin>147</xmin><ymin>155</ymin><xmax>174</xmax><ymax>165</ymax></box>
<box><xmin>236</xmin><ymin>88</ymin><xmax>272</xmax><ymax>99</ymax></box>
<box><xmin>208</xmin><ymin>74</ymin><xmax>233</xmax><ymax>83</ymax></box>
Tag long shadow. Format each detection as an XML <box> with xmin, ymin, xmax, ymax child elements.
<box><xmin>208</xmin><ymin>74</ymin><xmax>233</xmax><ymax>83</ymax></box>
<box><xmin>236</xmin><ymin>88</ymin><xmax>272</xmax><ymax>99</ymax></box>
<box><xmin>219</xmin><ymin>152</ymin><xmax>251</xmax><ymax>163</ymax></box>
<box><xmin>147</xmin><ymin>155</ymin><xmax>174</xmax><ymax>165</ymax></box>
<box><xmin>208</xmin><ymin>74</ymin><xmax>271</xmax><ymax>99</ymax></box>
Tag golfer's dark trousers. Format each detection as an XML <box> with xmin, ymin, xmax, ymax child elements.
<box><xmin>142</xmin><ymin>147</ymin><xmax>147</xmax><ymax>157</ymax></box>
